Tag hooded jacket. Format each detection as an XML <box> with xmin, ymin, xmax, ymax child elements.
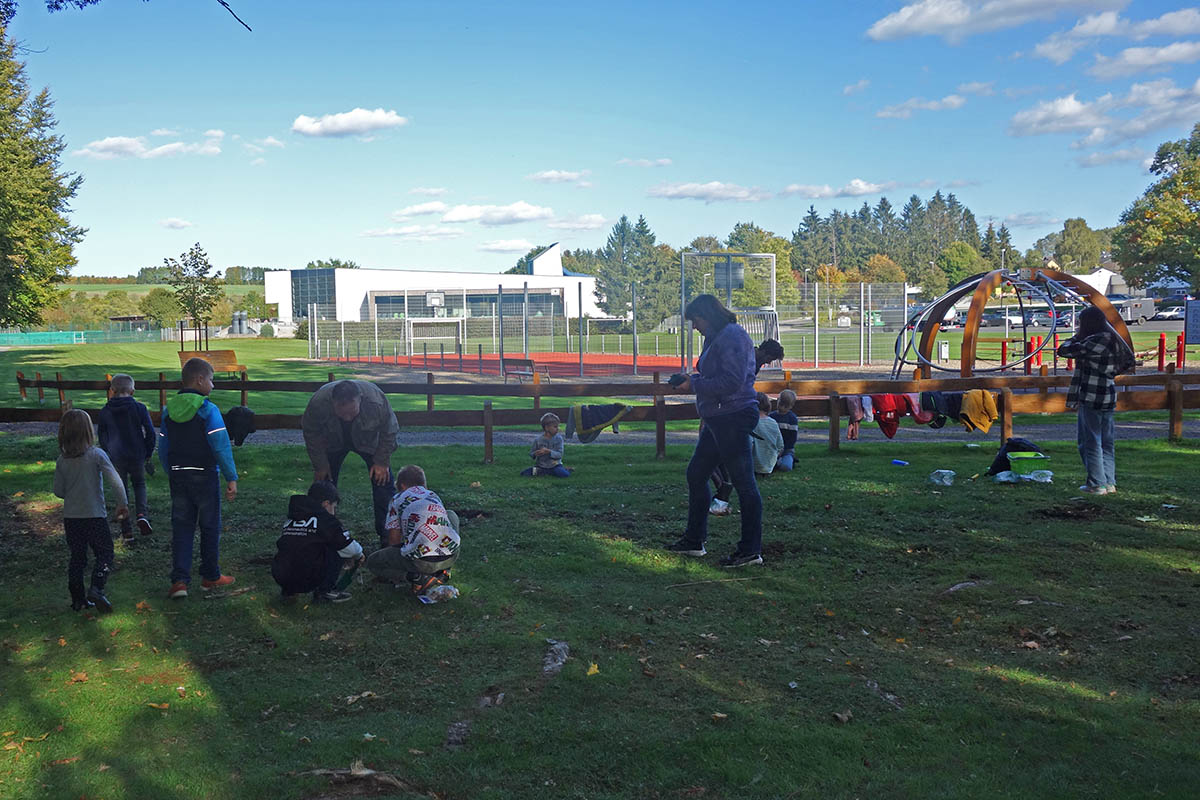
<box><xmin>97</xmin><ymin>395</ymin><xmax>156</xmax><ymax>463</ymax></box>
<box><xmin>158</xmin><ymin>390</ymin><xmax>239</xmax><ymax>481</ymax></box>
<box><xmin>301</xmin><ymin>380</ymin><xmax>399</xmax><ymax>474</ymax></box>
<box><xmin>689</xmin><ymin>322</ymin><xmax>757</xmax><ymax>419</ymax></box>
<box><xmin>274</xmin><ymin>494</ymin><xmax>362</xmax><ymax>575</ymax></box>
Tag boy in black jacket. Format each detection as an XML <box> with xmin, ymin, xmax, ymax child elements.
<box><xmin>97</xmin><ymin>374</ymin><xmax>156</xmax><ymax>544</ymax></box>
<box><xmin>272</xmin><ymin>481</ymin><xmax>364</xmax><ymax>603</ymax></box>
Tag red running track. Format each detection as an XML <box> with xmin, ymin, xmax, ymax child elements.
<box><xmin>330</xmin><ymin>351</ymin><xmax>819</xmax><ymax>377</ymax></box>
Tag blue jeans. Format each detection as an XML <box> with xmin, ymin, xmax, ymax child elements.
<box><xmin>168</xmin><ymin>469</ymin><xmax>222</xmax><ymax>584</ymax></box>
<box><xmin>775</xmin><ymin>452</ymin><xmax>794</xmax><ymax>472</ymax></box>
<box><xmin>1077</xmin><ymin>406</ymin><xmax>1115</xmax><ymax>488</ymax></box>
<box><xmin>327</xmin><ymin>449</ymin><xmax>393</xmax><ymax>547</ymax></box>
<box><xmin>685</xmin><ymin>407</ymin><xmax>763</xmax><ymax>555</ymax></box>
<box><xmin>521</xmin><ymin>465</ymin><xmax>571</xmax><ymax>477</ymax></box>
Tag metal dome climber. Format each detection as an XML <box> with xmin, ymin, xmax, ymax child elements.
<box><xmin>892</xmin><ymin>267</ymin><xmax>1134</xmax><ymax>379</ymax></box>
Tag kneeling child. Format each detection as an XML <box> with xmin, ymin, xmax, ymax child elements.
<box><xmin>272</xmin><ymin>480</ymin><xmax>364</xmax><ymax>603</ymax></box>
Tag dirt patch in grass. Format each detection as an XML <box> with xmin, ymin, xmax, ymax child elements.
<box><xmin>1038</xmin><ymin>502</ymin><xmax>1107</xmax><ymax>521</ymax></box>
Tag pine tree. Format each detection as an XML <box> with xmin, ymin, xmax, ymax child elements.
<box><xmin>595</xmin><ymin>216</ymin><xmax>637</xmax><ymax>317</ymax></box>
<box><xmin>0</xmin><ymin>31</ymin><xmax>84</xmax><ymax>327</ymax></box>
<box><xmin>981</xmin><ymin>222</ymin><xmax>999</xmax><ymax>269</ymax></box>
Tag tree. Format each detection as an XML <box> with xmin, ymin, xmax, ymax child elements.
<box><xmin>594</xmin><ymin>215</ymin><xmax>636</xmax><ymax>317</ymax></box>
<box><xmin>1113</xmin><ymin>123</ymin><xmax>1200</xmax><ymax>290</ymax></box>
<box><xmin>135</xmin><ymin>265</ymin><xmax>172</xmax><ymax>284</ymax></box>
<box><xmin>1053</xmin><ymin>218</ymin><xmax>1101</xmax><ymax>271</ymax></box>
<box><xmin>238</xmin><ymin>290</ymin><xmax>276</xmax><ymax>319</ymax></box>
<box><xmin>138</xmin><ymin>287</ymin><xmax>182</xmax><ymax>326</ymax></box>
<box><xmin>863</xmin><ymin>253</ymin><xmax>905</xmax><ymax>283</ymax></box>
<box><xmin>165</xmin><ymin>243</ymin><xmax>223</xmax><ymax>324</ymax></box>
<box><xmin>913</xmin><ymin>260</ymin><xmax>947</xmax><ymax>300</ymax></box>
<box><xmin>936</xmin><ymin>241</ymin><xmax>983</xmax><ymax>286</ymax></box>
<box><xmin>305</xmin><ymin>258</ymin><xmax>359</xmax><ymax>270</ymax></box>
<box><xmin>224</xmin><ymin>265</ymin><xmax>265</xmax><ymax>284</ymax></box>
<box><xmin>0</xmin><ymin>31</ymin><xmax>84</xmax><ymax>327</ymax></box>
<box><xmin>2</xmin><ymin>1</ymin><xmax>252</xmax><ymax>31</ymax></box>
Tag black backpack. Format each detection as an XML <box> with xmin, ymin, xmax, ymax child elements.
<box><xmin>987</xmin><ymin>437</ymin><xmax>1043</xmax><ymax>476</ymax></box>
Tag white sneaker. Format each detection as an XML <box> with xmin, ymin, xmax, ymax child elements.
<box><xmin>709</xmin><ymin>499</ymin><xmax>731</xmax><ymax>516</ymax></box>
<box><xmin>1078</xmin><ymin>484</ymin><xmax>1109</xmax><ymax>495</ymax></box>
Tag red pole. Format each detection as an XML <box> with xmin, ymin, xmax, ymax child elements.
<box><xmin>1024</xmin><ymin>340</ymin><xmax>1032</xmax><ymax>375</ymax></box>
<box><xmin>1035</xmin><ymin>335</ymin><xmax>1043</xmax><ymax>367</ymax></box>
<box><xmin>1158</xmin><ymin>332</ymin><xmax>1167</xmax><ymax>372</ymax></box>
<box><xmin>1177</xmin><ymin>334</ymin><xmax>1185</xmax><ymax>371</ymax></box>
<box><xmin>1001</xmin><ymin>339</ymin><xmax>1008</xmax><ymax>371</ymax></box>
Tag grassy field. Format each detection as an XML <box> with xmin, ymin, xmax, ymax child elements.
<box><xmin>0</xmin><ymin>436</ymin><xmax>1196</xmax><ymax>799</ymax></box>
<box><xmin>64</xmin><ymin>283</ymin><xmax>264</xmax><ymax>299</ymax></box>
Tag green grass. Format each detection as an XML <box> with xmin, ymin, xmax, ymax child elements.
<box><xmin>0</xmin><ymin>437</ymin><xmax>1196</xmax><ymax>798</ymax></box>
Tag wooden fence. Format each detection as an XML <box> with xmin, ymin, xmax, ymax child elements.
<box><xmin>11</xmin><ymin>369</ymin><xmax>1200</xmax><ymax>461</ymax></box>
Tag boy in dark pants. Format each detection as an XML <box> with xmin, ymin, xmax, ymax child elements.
<box><xmin>158</xmin><ymin>358</ymin><xmax>239</xmax><ymax>599</ymax></box>
<box><xmin>97</xmin><ymin>373</ymin><xmax>156</xmax><ymax>544</ymax></box>
<box><xmin>272</xmin><ymin>481</ymin><xmax>364</xmax><ymax>603</ymax></box>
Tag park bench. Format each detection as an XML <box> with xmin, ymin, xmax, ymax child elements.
<box><xmin>177</xmin><ymin>349</ymin><xmax>246</xmax><ymax>376</ymax></box>
<box><xmin>502</xmin><ymin>357</ymin><xmax>551</xmax><ymax>384</ymax></box>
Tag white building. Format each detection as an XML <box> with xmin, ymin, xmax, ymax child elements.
<box><xmin>265</xmin><ymin>243</ymin><xmax>602</xmax><ymax>323</ymax></box>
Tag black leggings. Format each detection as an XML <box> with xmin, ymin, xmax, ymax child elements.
<box><xmin>65</xmin><ymin>517</ymin><xmax>113</xmax><ymax>600</ymax></box>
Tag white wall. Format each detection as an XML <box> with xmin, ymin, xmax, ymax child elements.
<box><xmin>264</xmin><ymin>270</ymin><xmax>292</xmax><ymax>321</ymax></box>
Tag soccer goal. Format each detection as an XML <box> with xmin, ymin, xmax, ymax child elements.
<box><xmin>405</xmin><ymin>317</ymin><xmax>465</xmax><ymax>354</ymax></box>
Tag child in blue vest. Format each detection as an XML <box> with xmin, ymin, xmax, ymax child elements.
<box><xmin>770</xmin><ymin>389</ymin><xmax>799</xmax><ymax>472</ymax></box>
<box><xmin>158</xmin><ymin>358</ymin><xmax>239</xmax><ymax>599</ymax></box>
<box><xmin>97</xmin><ymin>373</ymin><xmax>156</xmax><ymax>545</ymax></box>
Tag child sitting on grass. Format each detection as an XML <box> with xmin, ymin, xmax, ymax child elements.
<box><xmin>751</xmin><ymin>392</ymin><xmax>784</xmax><ymax>477</ymax></box>
<box><xmin>769</xmin><ymin>389</ymin><xmax>798</xmax><ymax>472</ymax></box>
<box><xmin>272</xmin><ymin>480</ymin><xmax>364</xmax><ymax>604</ymax></box>
<box><xmin>54</xmin><ymin>409</ymin><xmax>128</xmax><ymax>613</ymax></box>
<box><xmin>97</xmin><ymin>373</ymin><xmax>156</xmax><ymax>546</ymax></box>
<box><xmin>369</xmin><ymin>464</ymin><xmax>460</xmax><ymax>594</ymax></box>
<box><xmin>522</xmin><ymin>412</ymin><xmax>570</xmax><ymax>477</ymax></box>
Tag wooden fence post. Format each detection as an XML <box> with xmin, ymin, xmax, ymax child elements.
<box><xmin>328</xmin><ymin>372</ymin><xmax>335</xmax><ymax>384</ymax></box>
<box><xmin>827</xmin><ymin>391</ymin><xmax>840</xmax><ymax>452</ymax></box>
<box><xmin>1000</xmin><ymin>387</ymin><xmax>1014</xmax><ymax>442</ymax></box>
<box><xmin>1039</xmin><ymin>364</ymin><xmax>1049</xmax><ymax>393</ymax></box>
<box><xmin>35</xmin><ymin>371</ymin><xmax>44</xmax><ymax>405</ymax></box>
<box><xmin>532</xmin><ymin>371</ymin><xmax>541</xmax><ymax>410</ymax></box>
<box><xmin>426</xmin><ymin>373</ymin><xmax>435</xmax><ymax>412</ymax></box>
<box><xmin>16</xmin><ymin>371</ymin><xmax>26</xmax><ymax>401</ymax></box>
<box><xmin>55</xmin><ymin>372</ymin><xmax>66</xmax><ymax>409</ymax></box>
<box><xmin>158</xmin><ymin>372</ymin><xmax>167</xmax><ymax>411</ymax></box>
<box><xmin>482</xmin><ymin>400</ymin><xmax>494</xmax><ymax>464</ymax></box>
<box><xmin>105</xmin><ymin>374</ymin><xmax>113</xmax><ymax>400</ymax></box>
<box><xmin>653</xmin><ymin>372</ymin><xmax>666</xmax><ymax>460</ymax></box>
<box><xmin>1168</xmin><ymin>381</ymin><xmax>1183</xmax><ymax>442</ymax></box>
<box><xmin>240</xmin><ymin>371</ymin><xmax>249</xmax><ymax>406</ymax></box>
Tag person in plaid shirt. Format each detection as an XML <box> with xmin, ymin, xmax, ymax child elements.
<box><xmin>1056</xmin><ymin>306</ymin><xmax>1134</xmax><ymax>495</ymax></box>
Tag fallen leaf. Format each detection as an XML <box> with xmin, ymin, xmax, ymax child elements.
<box><xmin>711</xmin><ymin>712</ymin><xmax>728</xmax><ymax>723</ymax></box>
<box><xmin>952</xmin><ymin>616</ymin><xmax>962</xmax><ymax>626</ymax></box>
<box><xmin>824</xmin><ymin>609</ymin><xmax>835</xmax><ymax>617</ymax></box>
<box><xmin>298</xmin><ymin>736</ymin><xmax>311</xmax><ymax>744</ymax></box>
<box><xmin>49</xmin><ymin>756</ymin><xmax>79</xmax><ymax>766</ymax></box>
<box><xmin>586</xmin><ymin>663</ymin><xmax>599</xmax><ymax>676</ymax></box>
<box><xmin>895</xmin><ymin>638</ymin><xmax>906</xmax><ymax>644</ymax></box>
<box><xmin>176</xmin><ymin>686</ymin><xmax>186</xmax><ymax>698</ymax></box>
<box><xmin>362</xmin><ymin>733</ymin><xmax>376</xmax><ymax>741</ymax></box>
<box><xmin>408</xmin><ymin>748</ymin><xmax>425</xmax><ymax>755</ymax></box>
<box><xmin>318</xmin><ymin>632</ymin><xmax>334</xmax><ymax>641</ymax></box>
<box><xmin>1116</xmin><ymin>635</ymin><xmax>1133</xmax><ymax>642</ymax></box>
<box><xmin>1109</xmin><ymin>690</ymin><xmax>1118</xmax><ymax>697</ymax></box>
<box><xmin>1016</xmin><ymin>599</ymin><xmax>1034</xmax><ymax>605</ymax></box>
<box><xmin>13</xmin><ymin>491</ymin><xmax>23</xmax><ymax>497</ymax></box>
<box><xmin>69</xmin><ymin>671</ymin><xmax>88</xmax><ymax>683</ymax></box>
<box><xmin>98</xmin><ymin>764</ymin><xmax>110</xmax><ymax>771</ymax></box>
<box><xmin>147</xmin><ymin>702</ymin><xmax>169</xmax><ymax>710</ymax></box>
<box><xmin>57</xmin><ymin>637</ymin><xmax>66</xmax><ymax>647</ymax></box>
<box><xmin>1</xmin><ymin>731</ymin><xmax>14</xmax><ymax>737</ymax></box>
<box><xmin>642</xmin><ymin>667</ymin><xmax>656</xmax><ymax>678</ymax></box>
<box><xmin>110</xmin><ymin>628</ymin><xmax>121</xmax><ymax>638</ymax></box>
<box><xmin>1021</xmin><ymin>641</ymin><xmax>1040</xmax><ymax>650</ymax></box>
<box><xmin>23</xmin><ymin>732</ymin><xmax>48</xmax><ymax>742</ymax></box>
<box><xmin>832</xmin><ymin>710</ymin><xmax>853</xmax><ymax>724</ymax></box>
<box><xmin>135</xmin><ymin>600</ymin><xmax>151</xmax><ymax>613</ymax></box>
<box><xmin>469</xmin><ymin>481</ymin><xmax>482</xmax><ymax>488</ymax></box>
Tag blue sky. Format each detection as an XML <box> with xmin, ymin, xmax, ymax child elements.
<box><xmin>9</xmin><ymin>0</ymin><xmax>1200</xmax><ymax>276</ymax></box>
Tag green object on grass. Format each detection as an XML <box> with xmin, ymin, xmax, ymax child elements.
<box><xmin>1007</xmin><ymin>451</ymin><xmax>1049</xmax><ymax>475</ymax></box>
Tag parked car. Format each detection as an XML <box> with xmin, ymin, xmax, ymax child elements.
<box><xmin>1155</xmin><ymin>305</ymin><xmax>1185</xmax><ymax>321</ymax></box>
<box><xmin>978</xmin><ymin>312</ymin><xmax>1006</xmax><ymax>327</ymax></box>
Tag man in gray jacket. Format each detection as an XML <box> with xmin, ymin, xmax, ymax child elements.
<box><xmin>301</xmin><ymin>380</ymin><xmax>399</xmax><ymax>546</ymax></box>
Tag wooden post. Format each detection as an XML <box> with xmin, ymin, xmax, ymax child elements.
<box><xmin>653</xmin><ymin>372</ymin><xmax>666</xmax><ymax>460</ymax></box>
<box><xmin>35</xmin><ymin>371</ymin><xmax>44</xmax><ymax>404</ymax></box>
<box><xmin>240</xmin><ymin>371</ymin><xmax>249</xmax><ymax>407</ymax></box>
<box><xmin>532</xmin><ymin>371</ymin><xmax>541</xmax><ymax>410</ymax></box>
<box><xmin>328</xmin><ymin>372</ymin><xmax>335</xmax><ymax>384</ymax></box>
<box><xmin>16</xmin><ymin>371</ymin><xmax>26</xmax><ymax>401</ymax></box>
<box><xmin>105</xmin><ymin>373</ymin><xmax>113</xmax><ymax>400</ymax></box>
<box><xmin>1000</xmin><ymin>387</ymin><xmax>1014</xmax><ymax>442</ymax></box>
<box><xmin>483</xmin><ymin>400</ymin><xmax>494</xmax><ymax>464</ymax></box>
<box><xmin>426</xmin><ymin>373</ymin><xmax>435</xmax><ymax>412</ymax></box>
<box><xmin>1168</xmin><ymin>381</ymin><xmax>1183</xmax><ymax>442</ymax></box>
<box><xmin>158</xmin><ymin>372</ymin><xmax>167</xmax><ymax>411</ymax></box>
<box><xmin>783</xmin><ymin>369</ymin><xmax>792</xmax><ymax>386</ymax></box>
<box><xmin>55</xmin><ymin>371</ymin><xmax>66</xmax><ymax>409</ymax></box>
<box><xmin>827</xmin><ymin>391</ymin><xmax>840</xmax><ymax>452</ymax></box>
<box><xmin>478</xmin><ymin>344</ymin><xmax>483</xmax><ymax>375</ymax></box>
<box><xmin>1039</xmin><ymin>364</ymin><xmax>1049</xmax><ymax>393</ymax></box>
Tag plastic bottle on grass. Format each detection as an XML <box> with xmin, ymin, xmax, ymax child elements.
<box><xmin>891</xmin><ymin>459</ymin><xmax>909</xmax><ymax>466</ymax></box>
<box><xmin>929</xmin><ymin>470</ymin><xmax>955</xmax><ymax>485</ymax></box>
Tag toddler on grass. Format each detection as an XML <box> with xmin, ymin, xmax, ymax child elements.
<box><xmin>522</xmin><ymin>412</ymin><xmax>570</xmax><ymax>477</ymax></box>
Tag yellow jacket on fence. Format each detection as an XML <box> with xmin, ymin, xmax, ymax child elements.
<box><xmin>960</xmin><ymin>389</ymin><xmax>998</xmax><ymax>433</ymax></box>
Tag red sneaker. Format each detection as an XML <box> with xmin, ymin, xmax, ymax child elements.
<box><xmin>201</xmin><ymin>575</ymin><xmax>235</xmax><ymax>591</ymax></box>
<box><xmin>168</xmin><ymin>581</ymin><xmax>188</xmax><ymax>599</ymax></box>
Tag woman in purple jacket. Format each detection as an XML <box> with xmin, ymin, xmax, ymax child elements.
<box><xmin>667</xmin><ymin>295</ymin><xmax>763</xmax><ymax>567</ymax></box>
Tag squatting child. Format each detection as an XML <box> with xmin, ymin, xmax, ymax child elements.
<box><xmin>751</xmin><ymin>392</ymin><xmax>784</xmax><ymax>477</ymax></box>
<box><xmin>54</xmin><ymin>409</ymin><xmax>128</xmax><ymax>613</ymax></box>
<box><xmin>522</xmin><ymin>412</ymin><xmax>570</xmax><ymax>477</ymax></box>
<box><xmin>159</xmin><ymin>357</ymin><xmax>239</xmax><ymax>599</ymax></box>
<box><xmin>272</xmin><ymin>480</ymin><xmax>364</xmax><ymax>604</ymax></box>
<box><xmin>97</xmin><ymin>373</ymin><xmax>156</xmax><ymax>545</ymax></box>
<box><xmin>368</xmin><ymin>464</ymin><xmax>460</xmax><ymax>594</ymax></box>
<box><xmin>769</xmin><ymin>389</ymin><xmax>799</xmax><ymax>472</ymax></box>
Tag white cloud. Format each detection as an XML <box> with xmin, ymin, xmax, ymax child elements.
<box><xmin>291</xmin><ymin>107</ymin><xmax>408</xmax><ymax>137</ymax></box>
<box><xmin>866</xmin><ymin>0</ymin><xmax>1125</xmax><ymax>43</ymax></box>
<box><xmin>159</xmin><ymin>217</ymin><xmax>194</xmax><ymax>229</ymax></box>
<box><xmin>391</xmin><ymin>201</ymin><xmax>449</xmax><ymax>219</ymax></box>
<box><xmin>361</xmin><ymin>224</ymin><xmax>464</xmax><ymax>241</ymax></box>
<box><xmin>1004</xmin><ymin>212</ymin><xmax>1063</xmax><ymax>227</ymax></box>
<box><xmin>260</xmin><ymin>136</ymin><xmax>284</xmax><ymax>148</ymax></box>
<box><xmin>410</xmin><ymin>186</ymin><xmax>449</xmax><ymax>196</ymax></box>
<box><xmin>1089</xmin><ymin>41</ymin><xmax>1200</xmax><ymax>78</ymax></box>
<box><xmin>441</xmin><ymin>200</ymin><xmax>554</xmax><ymax>225</ymax></box>
<box><xmin>843</xmin><ymin>78</ymin><xmax>871</xmax><ymax>95</ymax></box>
<box><xmin>876</xmin><ymin>93</ymin><xmax>966</xmax><ymax>118</ymax></box>
<box><xmin>616</xmin><ymin>157</ymin><xmax>672</xmax><ymax>167</ymax></box>
<box><xmin>1075</xmin><ymin>147</ymin><xmax>1146</xmax><ymax>166</ymax></box>
<box><xmin>1009</xmin><ymin>78</ymin><xmax>1200</xmax><ymax>145</ymax></box>
<box><xmin>204</xmin><ymin>129</ymin><xmax>225</xmax><ymax>139</ymax></box>
<box><xmin>646</xmin><ymin>181</ymin><xmax>771</xmax><ymax>203</ymax></box>
<box><xmin>478</xmin><ymin>239</ymin><xmax>535</xmax><ymax>253</ymax></box>
<box><xmin>527</xmin><ymin>169</ymin><xmax>591</xmax><ymax>185</ymax></box>
<box><xmin>1008</xmin><ymin>92</ymin><xmax>1111</xmax><ymax>135</ymax></box>
<box><xmin>1131</xmin><ymin>8</ymin><xmax>1200</xmax><ymax>38</ymax></box>
<box><xmin>547</xmin><ymin>214</ymin><xmax>608</xmax><ymax>230</ymax></box>
<box><xmin>73</xmin><ymin>131</ymin><xmax>223</xmax><ymax>160</ymax></box>
<box><xmin>250</xmin><ymin>157</ymin><xmax>266</xmax><ymax>166</ymax></box>
<box><xmin>1033</xmin><ymin>9</ymin><xmax>1200</xmax><ymax>64</ymax></box>
<box><xmin>957</xmin><ymin>80</ymin><xmax>995</xmax><ymax>95</ymax></box>
<box><xmin>781</xmin><ymin>178</ymin><xmax>898</xmax><ymax>199</ymax></box>
<box><xmin>150</xmin><ymin>128</ymin><xmax>178</xmax><ymax>137</ymax></box>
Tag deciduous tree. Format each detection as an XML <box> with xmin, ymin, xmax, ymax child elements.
<box><xmin>166</xmin><ymin>243</ymin><xmax>223</xmax><ymax>324</ymax></box>
<box><xmin>137</xmin><ymin>287</ymin><xmax>182</xmax><ymax>327</ymax></box>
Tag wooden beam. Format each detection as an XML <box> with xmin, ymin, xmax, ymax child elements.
<box><xmin>828</xmin><ymin>392</ymin><xmax>841</xmax><ymax>451</ymax></box>
<box><xmin>1000</xmin><ymin>387</ymin><xmax>1013</xmax><ymax>442</ymax></box>
<box><xmin>1169</xmin><ymin>381</ymin><xmax>1183</xmax><ymax>442</ymax></box>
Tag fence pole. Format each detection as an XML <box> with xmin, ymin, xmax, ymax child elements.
<box><xmin>1158</xmin><ymin>333</ymin><xmax>1167</xmax><ymax>372</ymax></box>
<box><xmin>478</xmin><ymin>344</ymin><xmax>484</xmax><ymax>375</ymax></box>
<box><xmin>329</xmin><ymin>372</ymin><xmax>335</xmax><ymax>383</ymax></box>
<box><xmin>35</xmin><ymin>371</ymin><xmax>44</xmax><ymax>404</ymax></box>
<box><xmin>373</xmin><ymin>315</ymin><xmax>379</xmax><ymax>360</ymax></box>
<box><xmin>523</xmin><ymin>281</ymin><xmax>529</xmax><ymax>358</ymax></box>
<box><xmin>866</xmin><ymin>284</ymin><xmax>874</xmax><ymax>365</ymax></box>
<box><xmin>458</xmin><ymin>342</ymin><xmax>463</xmax><ymax>373</ymax></box>
<box><xmin>814</xmin><ymin>282</ymin><xmax>820</xmax><ymax>370</ymax></box>
<box><xmin>1001</xmin><ymin>340</ymin><xmax>1008</xmax><ymax>370</ymax></box>
<box><xmin>632</xmin><ymin>282</ymin><xmax>638</xmax><ymax>376</ymax></box>
<box><xmin>440</xmin><ymin>343</ymin><xmax>445</xmax><ymax>369</ymax></box>
<box><xmin>1169</xmin><ymin>381</ymin><xmax>1183</xmax><ymax>441</ymax></box>
<box><xmin>426</xmin><ymin>373</ymin><xmax>435</xmax><ymax>412</ymax></box>
<box><xmin>578</xmin><ymin>283</ymin><xmax>584</xmax><ymax>378</ymax></box>
<box><xmin>240</xmin><ymin>371</ymin><xmax>248</xmax><ymax>406</ymax></box>
<box><xmin>16</xmin><ymin>371</ymin><xmax>25</xmax><ymax>401</ymax></box>
<box><xmin>827</xmin><ymin>391</ymin><xmax>840</xmax><ymax>451</ymax></box>
<box><xmin>498</xmin><ymin>286</ymin><xmax>505</xmax><ymax>374</ymax></box>
<box><xmin>423</xmin><ymin>343</ymin><xmax>428</xmax><ymax>368</ymax></box>
<box><xmin>55</xmin><ymin>371</ymin><xmax>66</xmax><ymax>409</ymax></box>
<box><xmin>533</xmin><ymin>371</ymin><xmax>541</xmax><ymax>410</ymax></box>
<box><xmin>1177</xmin><ymin>334</ymin><xmax>1186</xmax><ymax>371</ymax></box>
<box><xmin>1000</xmin><ymin>387</ymin><xmax>1014</xmax><ymax>442</ymax></box>
<box><xmin>859</xmin><ymin>282</ymin><xmax>865</xmax><ymax>367</ymax></box>
<box><xmin>482</xmin><ymin>400</ymin><xmax>494</xmax><ymax>464</ymax></box>
<box><xmin>158</xmin><ymin>372</ymin><xmax>166</xmax><ymax>411</ymax></box>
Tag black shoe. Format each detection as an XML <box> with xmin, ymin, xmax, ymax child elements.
<box><xmin>314</xmin><ymin>589</ymin><xmax>352</xmax><ymax>604</ymax></box>
<box><xmin>87</xmin><ymin>587</ymin><xmax>113</xmax><ymax>613</ymax></box>
<box><xmin>410</xmin><ymin>572</ymin><xmax>449</xmax><ymax>595</ymax></box>
<box><xmin>666</xmin><ymin>538</ymin><xmax>707</xmax><ymax>557</ymax></box>
<box><xmin>719</xmin><ymin>551</ymin><xmax>763</xmax><ymax>568</ymax></box>
<box><xmin>71</xmin><ymin>597</ymin><xmax>95</xmax><ymax>612</ymax></box>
